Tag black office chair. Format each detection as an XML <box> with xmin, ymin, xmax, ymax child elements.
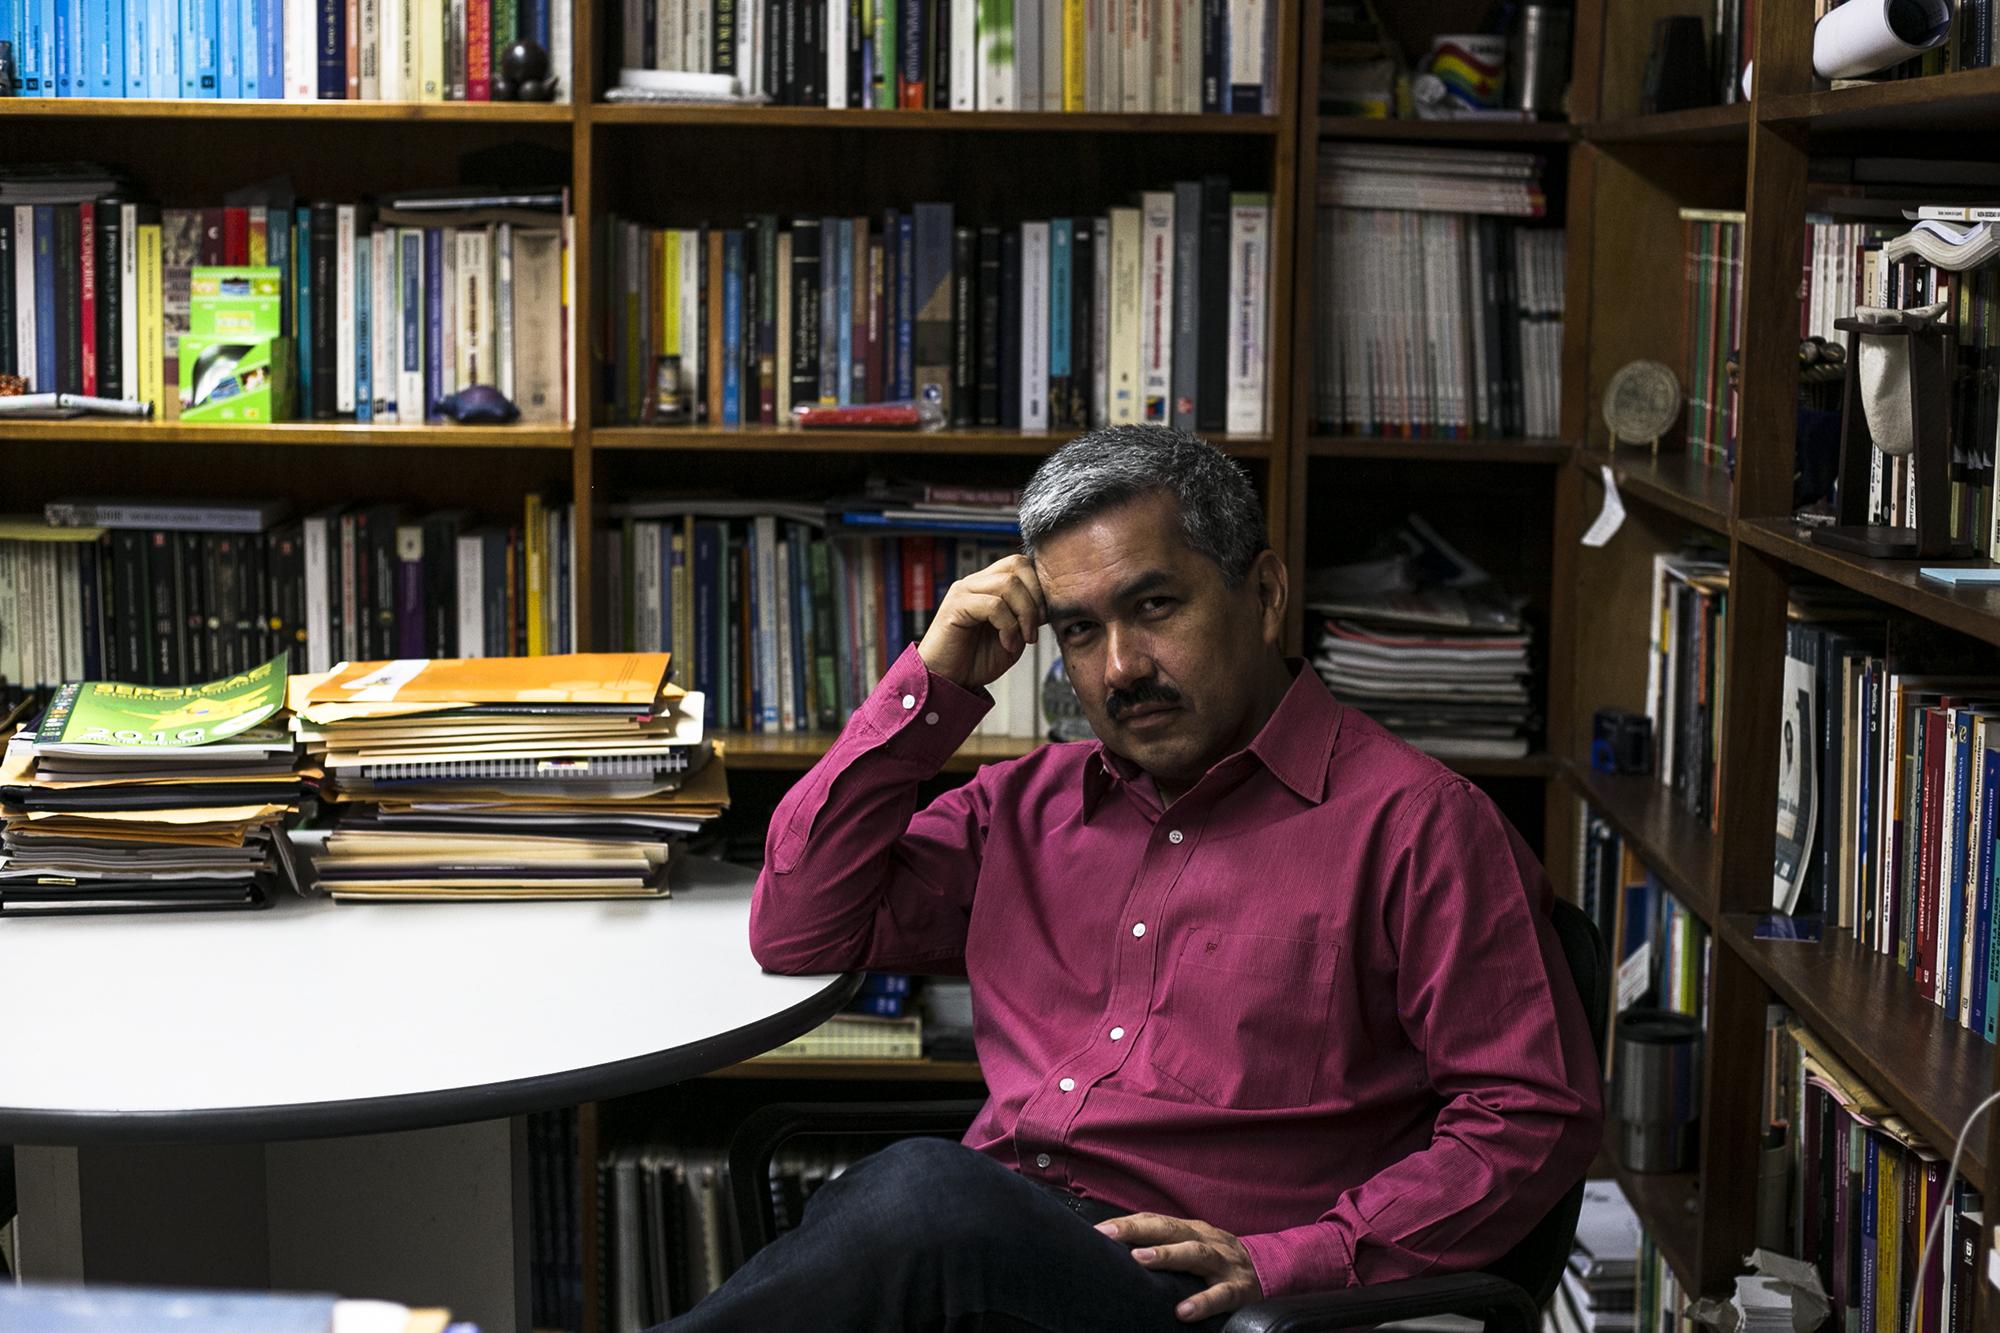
<box><xmin>729</xmin><ymin>899</ymin><xmax>1608</xmax><ymax>1333</ymax></box>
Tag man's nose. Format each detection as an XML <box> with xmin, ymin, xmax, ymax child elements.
<box><xmin>1104</xmin><ymin>625</ymin><xmax>1152</xmax><ymax>692</ymax></box>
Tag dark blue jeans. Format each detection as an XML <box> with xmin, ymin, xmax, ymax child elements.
<box><xmin>653</xmin><ymin>1137</ymin><xmax>1230</xmax><ymax>1332</ymax></box>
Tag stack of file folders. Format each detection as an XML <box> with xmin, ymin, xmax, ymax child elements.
<box><xmin>1546</xmin><ymin>1180</ymin><xmax>1640</xmax><ymax>1333</ymax></box>
<box><xmin>293</xmin><ymin>653</ymin><xmax>725</xmax><ymax>902</ymax></box>
<box><xmin>1308</xmin><ymin>584</ymin><xmax>1535</xmax><ymax>761</ymax></box>
<box><xmin>0</xmin><ymin>656</ymin><xmax>303</xmax><ymax>917</ymax></box>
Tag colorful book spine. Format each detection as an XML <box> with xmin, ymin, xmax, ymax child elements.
<box><xmin>722</xmin><ymin>228</ymin><xmax>744</xmax><ymax>425</ymax></box>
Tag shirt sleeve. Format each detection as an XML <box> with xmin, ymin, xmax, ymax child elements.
<box><xmin>1236</xmin><ymin>778</ymin><xmax>1604</xmax><ymax>1299</ymax></box>
<box><xmin>748</xmin><ymin>643</ymin><xmax>997</xmax><ymax>976</ymax></box>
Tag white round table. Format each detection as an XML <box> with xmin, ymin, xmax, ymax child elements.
<box><xmin>0</xmin><ymin>856</ymin><xmax>856</xmax><ymax>1331</ymax></box>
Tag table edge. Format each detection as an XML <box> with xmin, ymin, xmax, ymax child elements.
<box><xmin>0</xmin><ymin>971</ymin><xmax>862</xmax><ymax>1146</ymax></box>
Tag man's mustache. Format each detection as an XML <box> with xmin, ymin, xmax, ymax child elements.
<box><xmin>1106</xmin><ymin>681</ymin><xmax>1182</xmax><ymax>720</ymax></box>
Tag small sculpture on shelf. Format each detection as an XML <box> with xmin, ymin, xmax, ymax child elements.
<box><xmin>1812</xmin><ymin>301</ymin><xmax>1971</xmax><ymax>560</ymax></box>
<box><xmin>493</xmin><ymin>41</ymin><xmax>559</xmax><ymax>102</ymax></box>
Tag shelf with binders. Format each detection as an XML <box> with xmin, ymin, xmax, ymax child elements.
<box><xmin>1576</xmin><ymin>448</ymin><xmax>1733</xmax><ymax>535</ymax></box>
<box><xmin>1717</xmin><ymin>914</ymin><xmax>1997</xmax><ymax>1192</ymax></box>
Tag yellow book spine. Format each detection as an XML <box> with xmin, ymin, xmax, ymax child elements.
<box><xmin>524</xmin><ymin>492</ymin><xmax>545</xmax><ymax>656</ymax></box>
<box><xmin>418</xmin><ymin>0</ymin><xmax>445</xmax><ymax>100</ymax></box>
<box><xmin>136</xmin><ymin>225</ymin><xmax>164</xmax><ymax>419</ymax></box>
<box><xmin>1875</xmin><ymin>1143</ymin><xmax>1900</xmax><ymax>1333</ymax></box>
<box><xmin>663</xmin><ymin>230</ymin><xmax>681</xmax><ymax>358</ymax></box>
<box><xmin>1063</xmin><ymin>0</ymin><xmax>1085</xmax><ymax>111</ymax></box>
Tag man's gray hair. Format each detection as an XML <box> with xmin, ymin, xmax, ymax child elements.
<box><xmin>1017</xmin><ymin>425</ymin><xmax>1267</xmax><ymax>584</ymax></box>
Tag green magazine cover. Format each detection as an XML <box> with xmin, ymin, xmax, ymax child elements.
<box><xmin>34</xmin><ymin>654</ymin><xmax>291</xmax><ymax>750</ymax></box>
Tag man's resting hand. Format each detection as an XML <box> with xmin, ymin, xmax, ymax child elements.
<box><xmin>1096</xmin><ymin>1211</ymin><xmax>1264</xmax><ymax>1323</ymax></box>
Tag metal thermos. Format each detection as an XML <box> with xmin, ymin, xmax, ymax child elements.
<box><xmin>1612</xmin><ymin>1009</ymin><xmax>1703</xmax><ymax>1173</ymax></box>
<box><xmin>1507</xmin><ymin>4</ymin><xmax>1572</xmax><ymax>117</ymax></box>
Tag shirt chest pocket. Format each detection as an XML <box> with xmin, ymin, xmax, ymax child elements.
<box><xmin>1143</xmin><ymin>928</ymin><xmax>1340</xmax><ymax>1111</ymax></box>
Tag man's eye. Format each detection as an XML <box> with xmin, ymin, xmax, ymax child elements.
<box><xmin>1062</xmin><ymin>622</ymin><xmax>1096</xmax><ymax>641</ymax></box>
<box><xmin>1138</xmin><ymin>598</ymin><xmax>1175</xmax><ymax>616</ymax></box>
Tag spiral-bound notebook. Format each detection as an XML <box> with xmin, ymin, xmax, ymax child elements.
<box><xmin>357</xmin><ymin>753</ymin><xmax>694</xmax><ymax>783</ymax></box>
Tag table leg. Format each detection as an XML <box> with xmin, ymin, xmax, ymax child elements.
<box><xmin>12</xmin><ymin>1119</ymin><xmax>531</xmax><ymax>1333</ymax></box>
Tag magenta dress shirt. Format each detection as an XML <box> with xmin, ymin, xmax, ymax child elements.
<box><xmin>750</xmin><ymin>645</ymin><xmax>1604</xmax><ymax>1300</ymax></box>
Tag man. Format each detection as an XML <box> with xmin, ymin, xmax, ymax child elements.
<box><xmin>663</xmin><ymin>426</ymin><xmax>1602</xmax><ymax>1331</ymax></box>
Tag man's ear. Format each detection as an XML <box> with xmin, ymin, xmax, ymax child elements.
<box><xmin>1250</xmin><ymin>549</ymin><xmax>1287</xmax><ymax>645</ymax></box>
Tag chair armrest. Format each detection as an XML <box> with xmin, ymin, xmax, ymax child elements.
<box><xmin>727</xmin><ymin>1098</ymin><xmax>986</xmax><ymax>1258</ymax></box>
<box><xmin>1221</xmin><ymin>1271</ymin><xmax>1541</xmax><ymax>1333</ymax></box>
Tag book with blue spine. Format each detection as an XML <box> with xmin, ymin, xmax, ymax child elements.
<box><xmin>236</xmin><ymin>0</ymin><xmax>256</xmax><ymax>96</ymax></box>
<box><xmin>1974</xmin><ymin>742</ymin><xmax>1998</xmax><ymax>1039</ymax></box>
<box><xmin>315</xmin><ymin>0</ymin><xmax>342</xmax><ymax>95</ymax></box>
<box><xmin>893</xmin><ymin>210</ymin><xmax>914</xmax><ymax>399</ymax></box>
<box><xmin>183</xmin><ymin>0</ymin><xmax>218</xmax><ymax>93</ymax></box>
<box><xmin>423</xmin><ymin>229</ymin><xmax>443</xmax><ymax>418</ymax></box>
<box><xmin>254</xmin><ymin>0</ymin><xmax>281</xmax><ymax>95</ymax></box>
<box><xmin>293</xmin><ymin>205</ymin><xmax>311</xmax><ymax>399</ymax></box>
<box><xmin>52</xmin><ymin>0</ymin><xmax>74</xmax><ymax>93</ymax></box>
<box><xmin>721</xmin><ymin>228</ymin><xmax>743</xmax><ymax>426</ymax></box>
<box><xmin>400</xmin><ymin>229</ymin><xmax>422</xmax><ymax>421</ymax></box>
<box><xmin>817</xmin><ymin>215</ymin><xmax>840</xmax><ymax>405</ymax></box>
<box><xmin>9</xmin><ymin>0</ymin><xmax>30</xmax><ymax>92</ymax></box>
<box><xmin>1946</xmin><ymin>713</ymin><xmax>1974</xmax><ymax>1018</ymax></box>
<box><xmin>147</xmin><ymin>0</ymin><xmax>177</xmax><ymax>96</ymax></box>
<box><xmin>354</xmin><ymin>232</ymin><xmax>372</xmax><ymax>422</ymax></box>
<box><xmin>98</xmin><ymin>0</ymin><xmax>127</xmax><ymax>92</ymax></box>
<box><xmin>858</xmin><ymin>972</ymin><xmax>912</xmax><ymax>996</ymax></box>
<box><xmin>519</xmin><ymin>0</ymin><xmax>545</xmax><ymax>47</ymax></box>
<box><xmin>121</xmin><ymin>0</ymin><xmax>144</xmax><ymax>91</ymax></box>
<box><xmin>214</xmin><ymin>0</ymin><xmax>237</xmax><ymax>95</ymax></box>
<box><xmin>34</xmin><ymin>0</ymin><xmax>56</xmax><ymax>93</ymax></box>
<box><xmin>834</xmin><ymin>218</ymin><xmax>853</xmax><ymax>406</ymax></box>
<box><xmin>33</xmin><ymin>207</ymin><xmax>56</xmax><ymax>384</ymax></box>
<box><xmin>1049</xmin><ymin>218</ymin><xmax>1072</xmax><ymax>418</ymax></box>
<box><xmin>881</xmin><ymin>533</ymin><xmax>902</xmax><ymax>654</ymax></box>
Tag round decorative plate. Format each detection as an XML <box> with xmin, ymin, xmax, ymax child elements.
<box><xmin>1602</xmin><ymin>359</ymin><xmax>1683</xmax><ymax>443</ymax></box>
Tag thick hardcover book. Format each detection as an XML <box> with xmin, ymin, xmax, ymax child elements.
<box><xmin>819</xmin><ymin>216</ymin><xmax>844</xmax><ymax>405</ymax></box>
<box><xmin>178</xmin><ymin>531</ymin><xmax>208</xmax><ymax>682</ymax></box>
<box><xmin>145</xmin><ymin>530</ymin><xmax>181</xmax><ymax>685</ymax></box>
<box><xmin>79</xmin><ymin>203</ymin><xmax>96</xmax><ymax>396</ymax></box>
<box><xmin>1048</xmin><ymin>219</ymin><xmax>1072</xmax><ymax>427</ymax></box>
<box><xmin>309</xmin><ymin>203</ymin><xmax>340</xmax><ymax>416</ymax></box>
<box><xmin>911</xmin><ymin>202</ymin><xmax>953</xmax><ymax>417</ymax></box>
<box><xmin>1020</xmin><ymin>220</ymin><xmax>1049</xmax><ymax>430</ymax></box>
<box><xmin>212</xmin><ymin>533</ymin><xmax>241</xmax><ymax>675</ymax></box>
<box><xmin>849</xmin><ymin>217</ymin><xmax>869</xmax><ymax>404</ymax></box>
<box><xmin>1107</xmin><ymin>205</ymin><xmax>1140</xmax><ymax>425</ymax></box>
<box><xmin>52</xmin><ymin>206</ymin><xmax>82</xmax><ymax>395</ymax></box>
<box><xmin>788</xmin><ymin>217</ymin><xmax>821</xmax><ymax>413</ymax></box>
<box><xmin>0</xmin><ymin>212</ymin><xmax>12</xmax><ymax>377</ymax></box>
<box><xmin>975</xmin><ymin>224</ymin><xmax>1001</xmax><ymax>426</ymax></box>
<box><xmin>896</xmin><ymin>0</ymin><xmax>923</xmax><ymax>105</ymax></box>
<box><xmin>893</xmin><ymin>210</ymin><xmax>914</xmax><ymax>399</ymax></box>
<box><xmin>863</xmin><ymin>235</ymin><xmax>884</xmax><ymax>404</ymax></box>
<box><xmin>950</xmin><ymin>224</ymin><xmax>976</xmax><ymax>427</ymax></box>
<box><xmin>1195</xmin><ymin>175</ymin><xmax>1230</xmax><ymax>431</ymax></box>
<box><xmin>317</xmin><ymin>0</ymin><xmax>346</xmax><ymax>94</ymax></box>
<box><xmin>755</xmin><ymin>214</ymin><xmax>779</xmax><ymax>424</ymax></box>
<box><xmin>722</xmin><ymin>229</ymin><xmax>745</xmax><ymax>426</ymax></box>
<box><xmin>1170</xmin><ymin>179</ymin><xmax>1202</xmax><ymax>433</ymax></box>
<box><xmin>998</xmin><ymin>224</ymin><xmax>1022</xmax><ymax>429</ymax></box>
<box><xmin>1068</xmin><ymin>219</ymin><xmax>1094</xmax><ymax>428</ymax></box>
<box><xmin>395</xmin><ymin>523</ymin><xmax>427</xmax><ymax>657</ymax></box>
<box><xmin>95</xmin><ymin>199</ymin><xmax>123</xmax><ymax>401</ymax></box>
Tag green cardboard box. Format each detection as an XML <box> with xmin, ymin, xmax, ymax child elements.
<box><xmin>179</xmin><ymin>334</ymin><xmax>295</xmax><ymax>423</ymax></box>
<box><xmin>189</xmin><ymin>267</ymin><xmax>285</xmax><ymax>339</ymax></box>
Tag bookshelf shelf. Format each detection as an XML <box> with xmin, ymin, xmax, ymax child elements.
<box><xmin>1581</xmin><ymin>102</ymin><xmax>1752</xmax><ymax>144</ymax></box>
<box><xmin>592</xmin><ymin>425</ymin><xmax>1274</xmax><ymax>458</ymax></box>
<box><xmin>1761</xmin><ymin>66</ymin><xmax>2000</xmax><ymax>133</ymax></box>
<box><xmin>1578</xmin><ymin>450</ymin><xmax>1732</xmax><ymax>534</ymax></box>
<box><xmin>1716</xmin><ymin>915</ymin><xmax>1994</xmax><ymax>1190</ymax></box>
<box><xmin>0</xmin><ymin>421</ymin><xmax>576</xmax><ymax>449</ymax></box>
<box><xmin>705</xmin><ymin>1057</ymin><xmax>985</xmax><ymax>1082</ymax></box>
<box><xmin>719</xmin><ymin>731</ymin><xmax>1044</xmax><ymax>772</ymax></box>
<box><xmin>1305</xmin><ymin>434</ymin><xmax>1571</xmax><ymax>463</ymax></box>
<box><xmin>1603</xmin><ymin>1147</ymin><xmax>1703</xmax><ymax>1295</ymax></box>
<box><xmin>1316</xmin><ymin>116</ymin><xmax>1573</xmax><ymax>143</ymax></box>
<box><xmin>0</xmin><ymin>97</ymin><xmax>576</xmax><ymax>122</ymax></box>
<box><xmin>1736</xmin><ymin>518</ymin><xmax>2000</xmax><ymax>651</ymax></box>
<box><xmin>588</xmin><ymin>105</ymin><xmax>1282</xmax><ymax>134</ymax></box>
<box><xmin>1562</xmin><ymin>761</ymin><xmax>1718</xmax><ymax>926</ymax></box>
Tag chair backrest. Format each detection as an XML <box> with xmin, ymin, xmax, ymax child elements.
<box><xmin>1475</xmin><ymin>897</ymin><xmax>1609</xmax><ymax>1309</ymax></box>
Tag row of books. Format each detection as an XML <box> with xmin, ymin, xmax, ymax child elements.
<box><xmin>1768</xmin><ymin>1015</ymin><xmax>1985</xmax><ymax>1333</ymax></box>
<box><xmin>0</xmin><ymin>0</ymin><xmax>568</xmax><ymax>100</ymax></box>
<box><xmin>1681</xmin><ymin>208</ymin><xmax>1745</xmax><ymax>471</ymax></box>
<box><xmin>0</xmin><ymin>175</ymin><xmax>572</xmax><ymax>424</ymax></box>
<box><xmin>1577</xmin><ymin>808</ymin><xmax>1711</xmax><ymax>1079</ymax></box>
<box><xmin>1771</xmin><ymin>610</ymin><xmax>2000</xmax><ymax>1042</ymax></box>
<box><xmin>602</xmin><ymin>1144</ymin><xmax>741</xmax><ymax>1331</ymax></box>
<box><xmin>1798</xmin><ymin>212</ymin><xmax>2000</xmax><ymax>555</ymax></box>
<box><xmin>3</xmin><ymin>493</ymin><xmax>578</xmax><ymax>699</ymax></box>
<box><xmin>1310</xmin><ymin>210</ymin><xmax>1564</xmax><ymax>439</ymax></box>
<box><xmin>601</xmin><ymin>183</ymin><xmax>1273</xmax><ymax>436</ymax></box>
<box><xmin>595</xmin><ymin>504</ymin><xmax>1054</xmax><ymax>737</ymax></box>
<box><xmin>529</xmin><ymin>1107</ymin><xmax>586</xmax><ymax>1333</ymax></box>
<box><xmin>1645</xmin><ymin>546</ymin><xmax>1730</xmax><ymax>829</ymax></box>
<box><xmin>614</xmin><ymin>0</ymin><xmax>1274</xmax><ymax>113</ymax></box>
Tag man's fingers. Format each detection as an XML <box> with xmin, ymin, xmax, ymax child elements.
<box><xmin>1175</xmin><ymin>1280</ymin><xmax>1253</xmax><ymax>1324</ymax></box>
<box><xmin>953</xmin><ymin>592</ymin><xmax>1023</xmax><ymax>650</ymax></box>
<box><xmin>1094</xmin><ymin>1212</ymin><xmax>1186</xmax><ymax>1245</ymax></box>
<box><xmin>1130</xmin><ymin>1240</ymin><xmax>1227</xmax><ymax>1275</ymax></box>
<box><xmin>961</xmin><ymin>569</ymin><xmax>1043</xmax><ymax>640</ymax></box>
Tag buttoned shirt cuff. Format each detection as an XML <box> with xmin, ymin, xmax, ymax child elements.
<box><xmin>1239</xmin><ymin>1224</ymin><xmax>1356</xmax><ymax>1302</ymax></box>
<box><xmin>858</xmin><ymin>643</ymin><xmax>992</xmax><ymax>767</ymax></box>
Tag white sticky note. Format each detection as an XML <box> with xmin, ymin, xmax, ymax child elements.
<box><xmin>1582</xmin><ymin>465</ymin><xmax>1628</xmax><ymax>548</ymax></box>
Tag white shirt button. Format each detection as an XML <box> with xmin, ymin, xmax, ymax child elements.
<box><xmin>1168</xmin><ymin>829</ymin><xmax>1184</xmax><ymax>845</ymax></box>
<box><xmin>1035</xmin><ymin>1153</ymin><xmax>1052</xmax><ymax>1168</ymax></box>
<box><xmin>900</xmin><ymin>693</ymin><xmax>916</xmax><ymax>710</ymax></box>
<box><xmin>1059</xmin><ymin>1077</ymin><xmax>1076</xmax><ymax>1092</ymax></box>
<box><xmin>1109</xmin><ymin>1026</ymin><xmax>1125</xmax><ymax>1041</ymax></box>
<box><xmin>924</xmin><ymin>711</ymin><xmax>939</xmax><ymax>725</ymax></box>
<box><xmin>1131</xmin><ymin>922</ymin><xmax>1146</xmax><ymax>938</ymax></box>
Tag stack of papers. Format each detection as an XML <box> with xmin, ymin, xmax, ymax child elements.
<box><xmin>0</xmin><ymin>656</ymin><xmax>302</xmax><ymax>917</ymax></box>
<box><xmin>1548</xmin><ymin>1181</ymin><xmax>1641</xmax><ymax>1333</ymax></box>
<box><xmin>293</xmin><ymin>653</ymin><xmax>726</xmax><ymax>902</ymax></box>
<box><xmin>1730</xmin><ymin>1276</ymin><xmax>1794</xmax><ymax>1333</ymax></box>
<box><xmin>1309</xmin><ymin>587</ymin><xmax>1534</xmax><ymax>761</ymax></box>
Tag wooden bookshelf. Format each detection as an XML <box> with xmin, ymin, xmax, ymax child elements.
<box><xmin>1760</xmin><ymin>65</ymin><xmax>2000</xmax><ymax>132</ymax></box>
<box><xmin>1577</xmin><ymin>449</ymin><xmax>1733</xmax><ymax>535</ymax></box>
<box><xmin>1305</xmin><ymin>435</ymin><xmax>1571</xmax><ymax>463</ymax></box>
<box><xmin>1737</xmin><ymin>518</ymin><xmax>2000</xmax><ymax>652</ymax></box>
<box><xmin>0</xmin><ymin>97</ymin><xmax>576</xmax><ymax>121</ymax></box>
<box><xmin>1602</xmin><ymin>1143</ymin><xmax>1703</xmax><ymax>1295</ymax></box>
<box><xmin>0</xmin><ymin>421</ymin><xmax>576</xmax><ymax>449</ymax></box>
<box><xmin>1560</xmin><ymin>762</ymin><xmax>1718</xmax><ymax>926</ymax></box>
<box><xmin>589</xmin><ymin>105</ymin><xmax>1282</xmax><ymax>133</ymax></box>
<box><xmin>1315</xmin><ymin>115</ymin><xmax>1573</xmax><ymax>142</ymax></box>
<box><xmin>1580</xmin><ymin>102</ymin><xmax>1753</xmax><ymax>143</ymax></box>
<box><xmin>593</xmin><ymin>425</ymin><xmax>1275</xmax><ymax>458</ymax></box>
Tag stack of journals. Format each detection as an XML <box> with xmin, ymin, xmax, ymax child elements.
<box><xmin>294</xmin><ymin>653</ymin><xmax>724</xmax><ymax>902</ymax></box>
<box><xmin>0</xmin><ymin>655</ymin><xmax>302</xmax><ymax>916</ymax></box>
<box><xmin>603</xmin><ymin>187</ymin><xmax>1273</xmax><ymax>436</ymax></box>
<box><xmin>1307</xmin><ymin>588</ymin><xmax>1534</xmax><ymax>762</ymax></box>
<box><xmin>1546</xmin><ymin>1181</ymin><xmax>1640</xmax><ymax>1333</ymax></box>
<box><xmin>615</xmin><ymin>0</ymin><xmax>1276</xmax><ymax>113</ymax></box>
<box><xmin>753</xmin><ymin>1012</ymin><xmax>925</xmax><ymax>1060</ymax></box>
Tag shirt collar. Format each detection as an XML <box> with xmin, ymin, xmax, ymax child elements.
<box><xmin>1079</xmin><ymin>660</ymin><xmax>1341</xmax><ymax>817</ymax></box>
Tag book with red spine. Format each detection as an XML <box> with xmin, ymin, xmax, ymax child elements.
<box><xmin>79</xmin><ymin>202</ymin><xmax>97</xmax><ymax>396</ymax></box>
<box><xmin>467</xmin><ymin>0</ymin><xmax>492</xmax><ymax>99</ymax></box>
